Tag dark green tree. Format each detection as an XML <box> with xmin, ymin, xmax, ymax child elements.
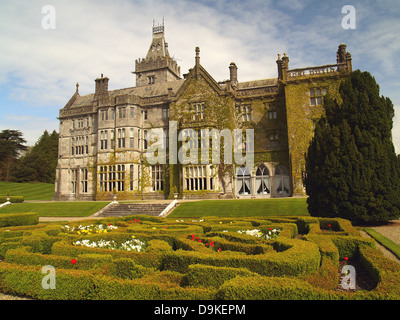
<box><xmin>0</xmin><ymin>129</ymin><xmax>28</xmax><ymax>181</ymax></box>
<box><xmin>304</xmin><ymin>70</ymin><xmax>400</xmax><ymax>225</ymax></box>
<box><xmin>16</xmin><ymin>130</ymin><xmax>59</xmax><ymax>183</ymax></box>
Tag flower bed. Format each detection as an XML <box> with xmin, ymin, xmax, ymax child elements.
<box><xmin>0</xmin><ymin>215</ymin><xmax>399</xmax><ymax>300</ymax></box>
<box><xmin>73</xmin><ymin>237</ymin><xmax>146</xmax><ymax>252</ymax></box>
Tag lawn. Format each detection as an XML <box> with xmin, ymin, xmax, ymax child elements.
<box><xmin>0</xmin><ymin>181</ymin><xmax>54</xmax><ymax>201</ymax></box>
<box><xmin>0</xmin><ymin>202</ymin><xmax>109</xmax><ymax>217</ymax></box>
<box><xmin>363</xmin><ymin>228</ymin><xmax>400</xmax><ymax>260</ymax></box>
<box><xmin>169</xmin><ymin>198</ymin><xmax>309</xmax><ymax>218</ymax></box>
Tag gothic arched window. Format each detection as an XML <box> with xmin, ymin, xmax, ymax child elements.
<box><xmin>237</xmin><ymin>166</ymin><xmax>251</xmax><ymax>195</ymax></box>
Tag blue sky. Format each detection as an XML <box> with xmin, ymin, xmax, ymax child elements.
<box><xmin>1</xmin><ymin>0</ymin><xmax>400</xmax><ymax>151</ymax></box>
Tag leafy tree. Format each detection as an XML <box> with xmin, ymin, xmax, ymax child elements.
<box><xmin>16</xmin><ymin>130</ymin><xmax>59</xmax><ymax>183</ymax></box>
<box><xmin>0</xmin><ymin>129</ymin><xmax>28</xmax><ymax>181</ymax></box>
<box><xmin>304</xmin><ymin>70</ymin><xmax>400</xmax><ymax>225</ymax></box>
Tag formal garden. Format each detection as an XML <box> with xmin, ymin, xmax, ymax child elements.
<box><xmin>0</xmin><ymin>211</ymin><xmax>399</xmax><ymax>300</ymax></box>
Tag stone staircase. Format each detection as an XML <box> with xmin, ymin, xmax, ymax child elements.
<box><xmin>96</xmin><ymin>202</ymin><xmax>170</xmax><ymax>217</ymax></box>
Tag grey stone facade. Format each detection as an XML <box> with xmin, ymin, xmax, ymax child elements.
<box><xmin>53</xmin><ymin>22</ymin><xmax>351</xmax><ymax>201</ymax></box>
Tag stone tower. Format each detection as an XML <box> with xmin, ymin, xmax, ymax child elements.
<box><xmin>133</xmin><ymin>19</ymin><xmax>181</xmax><ymax>86</ymax></box>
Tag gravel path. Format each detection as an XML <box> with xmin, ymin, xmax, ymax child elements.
<box><xmin>359</xmin><ymin>230</ymin><xmax>400</xmax><ymax>264</ymax></box>
<box><xmin>0</xmin><ymin>293</ymin><xmax>32</xmax><ymax>300</ymax></box>
<box><xmin>371</xmin><ymin>220</ymin><xmax>400</xmax><ymax>246</ymax></box>
<box><xmin>39</xmin><ymin>216</ymin><xmax>99</xmax><ymax>223</ymax></box>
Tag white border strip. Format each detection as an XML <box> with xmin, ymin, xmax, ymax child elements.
<box><xmin>0</xmin><ymin>201</ymin><xmax>11</xmax><ymax>209</ymax></box>
<box><xmin>159</xmin><ymin>200</ymin><xmax>179</xmax><ymax>217</ymax></box>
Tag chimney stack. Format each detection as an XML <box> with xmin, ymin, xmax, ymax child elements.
<box><xmin>94</xmin><ymin>75</ymin><xmax>109</xmax><ymax>102</ymax></box>
<box><xmin>229</xmin><ymin>62</ymin><xmax>238</xmax><ymax>86</ymax></box>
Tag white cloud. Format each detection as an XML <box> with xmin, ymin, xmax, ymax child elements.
<box><xmin>0</xmin><ymin>114</ymin><xmax>58</xmax><ymax>146</ymax></box>
<box><xmin>0</xmin><ymin>0</ymin><xmax>399</xmax><ymax>152</ymax></box>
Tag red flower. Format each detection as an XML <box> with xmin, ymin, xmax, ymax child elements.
<box><xmin>71</xmin><ymin>259</ymin><xmax>77</xmax><ymax>264</ymax></box>
<box><xmin>218</xmin><ymin>248</ymin><xmax>221</xmax><ymax>252</ymax></box>
<box><xmin>198</xmin><ymin>239</ymin><xmax>201</xmax><ymax>242</ymax></box>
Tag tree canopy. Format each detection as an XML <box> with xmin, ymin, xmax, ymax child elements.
<box><xmin>304</xmin><ymin>70</ymin><xmax>400</xmax><ymax>225</ymax></box>
<box><xmin>0</xmin><ymin>129</ymin><xmax>28</xmax><ymax>181</ymax></box>
<box><xmin>16</xmin><ymin>130</ymin><xmax>59</xmax><ymax>183</ymax></box>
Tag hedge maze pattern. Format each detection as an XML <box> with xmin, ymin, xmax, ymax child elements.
<box><xmin>0</xmin><ymin>214</ymin><xmax>399</xmax><ymax>300</ymax></box>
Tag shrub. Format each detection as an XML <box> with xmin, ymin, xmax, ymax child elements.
<box><xmin>302</xmin><ymin>234</ymin><xmax>339</xmax><ymax>265</ymax></box>
<box><xmin>5</xmin><ymin>247</ymin><xmax>72</xmax><ymax>269</ymax></box>
<box><xmin>186</xmin><ymin>264</ymin><xmax>256</xmax><ymax>288</ymax></box>
<box><xmin>21</xmin><ymin>231</ymin><xmax>60</xmax><ymax>254</ymax></box>
<box><xmin>162</xmin><ymin>237</ymin><xmax>321</xmax><ymax>277</ymax></box>
<box><xmin>146</xmin><ymin>239</ymin><xmax>173</xmax><ymax>253</ymax></box>
<box><xmin>0</xmin><ymin>212</ymin><xmax>38</xmax><ymax>227</ymax></box>
<box><xmin>0</xmin><ymin>241</ymin><xmax>23</xmax><ymax>259</ymax></box>
<box><xmin>300</xmin><ymin>256</ymin><xmax>339</xmax><ymax>290</ymax></box>
<box><xmin>296</xmin><ymin>217</ymin><xmax>319</xmax><ymax>234</ymax></box>
<box><xmin>77</xmin><ymin>254</ymin><xmax>113</xmax><ymax>270</ymax></box>
<box><xmin>0</xmin><ymin>196</ymin><xmax>24</xmax><ymax>203</ymax></box>
<box><xmin>110</xmin><ymin>258</ymin><xmax>154</xmax><ymax>279</ymax></box>
<box><xmin>330</xmin><ymin>235</ymin><xmax>375</xmax><ymax>259</ymax></box>
<box><xmin>216</xmin><ymin>275</ymin><xmax>336</xmax><ymax>300</ymax></box>
<box><xmin>0</xmin><ymin>215</ymin><xmax>399</xmax><ymax>300</ymax></box>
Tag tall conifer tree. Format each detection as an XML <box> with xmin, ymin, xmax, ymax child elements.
<box><xmin>304</xmin><ymin>70</ymin><xmax>400</xmax><ymax>224</ymax></box>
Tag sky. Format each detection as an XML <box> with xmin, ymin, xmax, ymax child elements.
<box><xmin>0</xmin><ymin>0</ymin><xmax>400</xmax><ymax>151</ymax></box>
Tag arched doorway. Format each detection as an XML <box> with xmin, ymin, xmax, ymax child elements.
<box><xmin>274</xmin><ymin>164</ymin><xmax>290</xmax><ymax>196</ymax></box>
<box><xmin>256</xmin><ymin>164</ymin><xmax>270</xmax><ymax>195</ymax></box>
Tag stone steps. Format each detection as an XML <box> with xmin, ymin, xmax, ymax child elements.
<box><xmin>97</xmin><ymin>202</ymin><xmax>170</xmax><ymax>217</ymax></box>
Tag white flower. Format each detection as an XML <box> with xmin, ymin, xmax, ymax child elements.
<box><xmin>73</xmin><ymin>238</ymin><xmax>146</xmax><ymax>252</ymax></box>
<box><xmin>237</xmin><ymin>228</ymin><xmax>281</xmax><ymax>239</ymax></box>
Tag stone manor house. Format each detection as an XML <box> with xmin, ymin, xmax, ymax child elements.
<box><xmin>53</xmin><ymin>22</ymin><xmax>352</xmax><ymax>201</ymax></box>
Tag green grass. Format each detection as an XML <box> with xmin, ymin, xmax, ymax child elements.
<box><xmin>0</xmin><ymin>181</ymin><xmax>54</xmax><ymax>201</ymax></box>
<box><xmin>0</xmin><ymin>202</ymin><xmax>109</xmax><ymax>217</ymax></box>
<box><xmin>363</xmin><ymin>228</ymin><xmax>400</xmax><ymax>260</ymax></box>
<box><xmin>169</xmin><ymin>198</ymin><xmax>309</xmax><ymax>218</ymax></box>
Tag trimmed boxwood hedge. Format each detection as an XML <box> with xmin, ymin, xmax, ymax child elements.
<box><xmin>0</xmin><ymin>196</ymin><xmax>24</xmax><ymax>203</ymax></box>
<box><xmin>0</xmin><ymin>212</ymin><xmax>38</xmax><ymax>228</ymax></box>
<box><xmin>0</xmin><ymin>215</ymin><xmax>398</xmax><ymax>300</ymax></box>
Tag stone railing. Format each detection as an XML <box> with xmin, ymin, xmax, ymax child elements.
<box><xmin>287</xmin><ymin>63</ymin><xmax>347</xmax><ymax>79</ymax></box>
